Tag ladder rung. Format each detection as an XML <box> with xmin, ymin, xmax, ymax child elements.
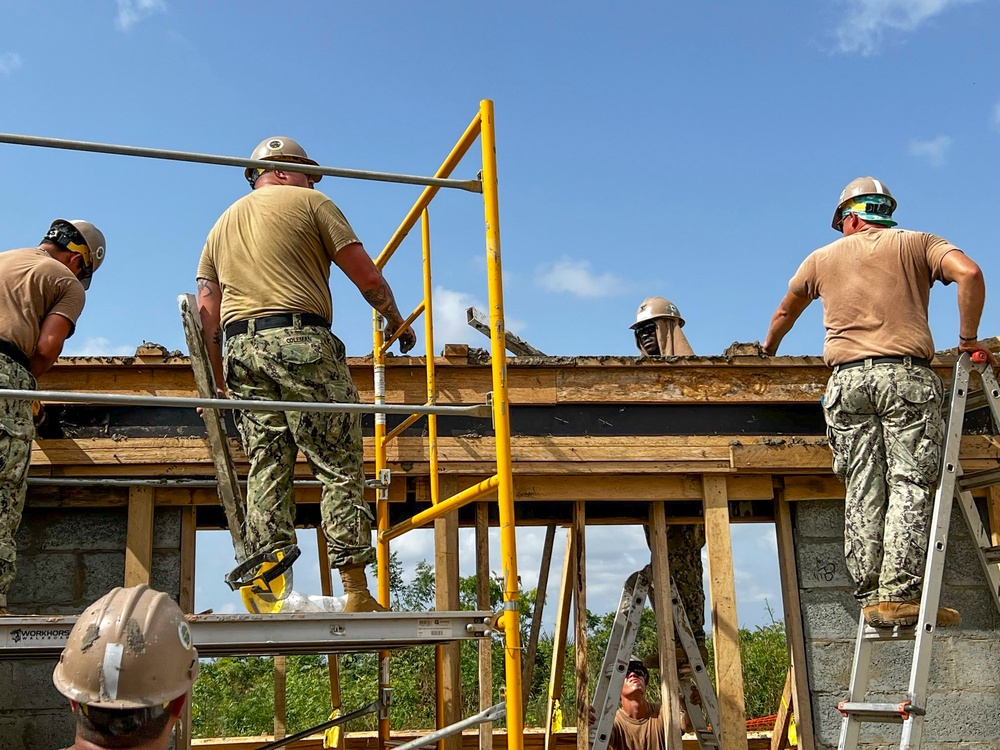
<box><xmin>838</xmin><ymin>699</ymin><xmax>923</xmax><ymax>722</ymax></box>
<box><xmin>860</xmin><ymin>624</ymin><xmax>916</xmax><ymax>641</ymax></box>
<box><xmin>959</xmin><ymin>467</ymin><xmax>1000</xmax><ymax>491</ymax></box>
<box><xmin>983</xmin><ymin>546</ymin><xmax>1000</xmax><ymax>564</ymax></box>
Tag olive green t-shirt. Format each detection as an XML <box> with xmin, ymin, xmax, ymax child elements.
<box><xmin>789</xmin><ymin>226</ymin><xmax>958</xmax><ymax>366</ymax></box>
<box><xmin>197</xmin><ymin>185</ymin><xmax>361</xmax><ymax>328</ymax></box>
<box><xmin>0</xmin><ymin>247</ymin><xmax>85</xmax><ymax>358</ymax></box>
<box><xmin>610</xmin><ymin>703</ymin><xmax>664</xmax><ymax>750</ymax></box>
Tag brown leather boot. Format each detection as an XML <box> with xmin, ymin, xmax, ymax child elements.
<box><xmin>862</xmin><ymin>603</ymin><xmax>880</xmax><ymax>626</ymax></box>
<box><xmin>340</xmin><ymin>564</ymin><xmax>389</xmax><ymax>613</ymax></box>
<box><xmin>873</xmin><ymin>600</ymin><xmax>961</xmax><ymax>627</ymax></box>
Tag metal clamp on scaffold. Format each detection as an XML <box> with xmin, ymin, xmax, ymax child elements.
<box><xmin>225</xmin><ymin>544</ymin><xmax>300</xmax><ymax>595</ymax></box>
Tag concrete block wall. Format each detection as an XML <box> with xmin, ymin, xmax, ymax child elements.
<box><xmin>795</xmin><ymin>499</ymin><xmax>1000</xmax><ymax>750</ymax></box>
<box><xmin>0</xmin><ymin>505</ymin><xmax>183</xmax><ymax>750</ymax></box>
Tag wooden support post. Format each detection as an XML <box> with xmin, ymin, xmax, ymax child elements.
<box><xmin>436</xmin><ymin>478</ymin><xmax>461</xmax><ymax>750</ymax></box>
<box><xmin>573</xmin><ymin>502</ymin><xmax>588</xmax><ymax>750</ymax></box>
<box><xmin>124</xmin><ymin>486</ymin><xmax>154</xmax><ymax>587</ymax></box>
<box><xmin>476</xmin><ymin>503</ymin><xmax>494</xmax><ymax>750</ymax></box>
<box><xmin>523</xmin><ymin>523</ymin><xmax>556</xmax><ymax>707</ymax></box>
<box><xmin>317</xmin><ymin>528</ymin><xmax>344</xmax><ymax>750</ymax></box>
<box><xmin>988</xmin><ymin>486</ymin><xmax>1000</xmax><ymax>546</ymax></box>
<box><xmin>176</xmin><ymin>506</ymin><xmax>196</xmax><ymax>750</ymax></box>
<box><xmin>774</xmin><ymin>493</ymin><xmax>814</xmax><ymax>750</ymax></box>
<box><xmin>649</xmin><ymin>503</ymin><xmax>683</xmax><ymax>750</ymax></box>
<box><xmin>702</xmin><ymin>475</ymin><xmax>747</xmax><ymax>750</ymax></box>
<box><xmin>274</xmin><ymin>655</ymin><xmax>287</xmax><ymax>740</ymax></box>
<box><xmin>545</xmin><ymin>528</ymin><xmax>575</xmax><ymax>750</ymax></box>
<box><xmin>770</xmin><ymin>668</ymin><xmax>794</xmax><ymax>750</ymax></box>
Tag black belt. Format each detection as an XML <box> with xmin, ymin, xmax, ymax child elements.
<box><xmin>225</xmin><ymin>313</ymin><xmax>330</xmax><ymax>340</ymax></box>
<box><xmin>833</xmin><ymin>356</ymin><xmax>931</xmax><ymax>373</ymax></box>
<box><xmin>0</xmin><ymin>339</ymin><xmax>30</xmax><ymax>372</ymax></box>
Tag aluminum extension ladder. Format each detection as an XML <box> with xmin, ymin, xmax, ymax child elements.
<box><xmin>589</xmin><ymin>566</ymin><xmax>721</xmax><ymax>750</ymax></box>
<box><xmin>838</xmin><ymin>352</ymin><xmax>1000</xmax><ymax>750</ymax></box>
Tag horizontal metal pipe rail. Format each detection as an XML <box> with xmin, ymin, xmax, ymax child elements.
<box><xmin>0</xmin><ymin>132</ymin><xmax>482</xmax><ymax>192</ymax></box>
<box><xmin>3</xmin><ymin>388</ymin><xmax>490</xmax><ymax>418</ymax></box>
<box><xmin>25</xmin><ymin>476</ymin><xmax>324</xmax><ymax>488</ymax></box>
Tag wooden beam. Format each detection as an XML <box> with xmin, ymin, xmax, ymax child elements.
<box><xmin>522</xmin><ymin>524</ymin><xmax>556</xmax><ymax>706</ymax></box>
<box><xmin>573</xmin><ymin>502</ymin><xmax>588</xmax><ymax>750</ymax></box>
<box><xmin>988</xmin><ymin>486</ymin><xmax>1000</xmax><ymax>547</ymax></box>
<box><xmin>769</xmin><ymin>669</ymin><xmax>794</xmax><ymax>750</ymax></box>
<box><xmin>544</xmin><ymin>529</ymin><xmax>575</xmax><ymax>750</ymax></box>
<box><xmin>274</xmin><ymin>655</ymin><xmax>287</xmax><ymax>740</ymax></box>
<box><xmin>436</xmin><ymin>478</ymin><xmax>461</xmax><ymax>750</ymax></box>
<box><xmin>124</xmin><ymin>486</ymin><xmax>154</xmax><ymax>587</ymax></box>
<box><xmin>782</xmin><ymin>476</ymin><xmax>844</xmax><ymax>502</ymax></box>
<box><xmin>467</xmin><ymin>306</ymin><xmax>546</xmax><ymax>356</ymax></box>
<box><xmin>317</xmin><ymin>528</ymin><xmax>344</xmax><ymax>750</ymax></box>
<box><xmin>773</xmin><ymin>494</ymin><xmax>813</xmax><ymax>750</ymax></box>
<box><xmin>476</xmin><ymin>503</ymin><xmax>494</xmax><ymax>750</ymax></box>
<box><xmin>702</xmin><ymin>476</ymin><xmax>747</xmax><ymax>750</ymax></box>
<box><xmin>649</xmin><ymin>503</ymin><xmax>683</xmax><ymax>750</ymax></box>
<box><xmin>176</xmin><ymin>505</ymin><xmax>196</xmax><ymax>750</ymax></box>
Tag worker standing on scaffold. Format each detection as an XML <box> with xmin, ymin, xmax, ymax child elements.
<box><xmin>196</xmin><ymin>136</ymin><xmax>415</xmax><ymax>613</ymax></box>
<box><xmin>0</xmin><ymin>219</ymin><xmax>106</xmax><ymax>616</ymax></box>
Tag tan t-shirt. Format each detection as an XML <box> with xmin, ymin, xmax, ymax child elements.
<box><xmin>0</xmin><ymin>247</ymin><xmax>85</xmax><ymax>358</ymax></box>
<box><xmin>609</xmin><ymin>703</ymin><xmax>664</xmax><ymax>750</ymax></box>
<box><xmin>197</xmin><ymin>184</ymin><xmax>361</xmax><ymax>328</ymax></box>
<box><xmin>789</xmin><ymin>226</ymin><xmax>957</xmax><ymax>366</ymax></box>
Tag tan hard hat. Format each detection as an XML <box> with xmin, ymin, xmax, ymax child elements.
<box><xmin>831</xmin><ymin>176</ymin><xmax>896</xmax><ymax>231</ymax></box>
<box><xmin>630</xmin><ymin>296</ymin><xmax>685</xmax><ymax>329</ymax></box>
<box><xmin>245</xmin><ymin>136</ymin><xmax>321</xmax><ymax>186</ymax></box>
<box><xmin>52</xmin><ymin>584</ymin><xmax>199</xmax><ymax>709</ymax></box>
<box><xmin>45</xmin><ymin>219</ymin><xmax>107</xmax><ymax>291</ymax></box>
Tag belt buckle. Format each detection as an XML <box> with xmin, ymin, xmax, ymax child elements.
<box><xmin>902</xmin><ymin>356</ymin><xmax>912</xmax><ymax>367</ymax></box>
<box><xmin>863</xmin><ymin>357</ymin><xmax>873</xmax><ymax>369</ymax></box>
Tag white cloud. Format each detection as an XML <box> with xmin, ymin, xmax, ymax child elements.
<box><xmin>431</xmin><ymin>286</ymin><xmax>529</xmax><ymax>352</ymax></box>
<box><xmin>991</xmin><ymin>102</ymin><xmax>1000</xmax><ymax>131</ymax></box>
<box><xmin>116</xmin><ymin>0</ymin><xmax>167</xmax><ymax>32</ymax></box>
<box><xmin>62</xmin><ymin>336</ymin><xmax>137</xmax><ymax>357</ymax></box>
<box><xmin>536</xmin><ymin>257</ymin><xmax>622</xmax><ymax>299</ymax></box>
<box><xmin>834</xmin><ymin>0</ymin><xmax>979</xmax><ymax>56</ymax></box>
<box><xmin>908</xmin><ymin>135</ymin><xmax>953</xmax><ymax>167</ymax></box>
<box><xmin>0</xmin><ymin>52</ymin><xmax>22</xmax><ymax>76</ymax></box>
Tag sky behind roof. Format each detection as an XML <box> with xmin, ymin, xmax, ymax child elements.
<box><xmin>4</xmin><ymin>1</ymin><xmax>999</xmax><ymax>631</ymax></box>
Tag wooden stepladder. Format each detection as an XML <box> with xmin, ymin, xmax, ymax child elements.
<box><xmin>837</xmin><ymin>352</ymin><xmax>1000</xmax><ymax>750</ymax></box>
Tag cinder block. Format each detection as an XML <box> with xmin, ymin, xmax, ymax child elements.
<box><xmin>923</xmin><ymin>690</ymin><xmax>1000</xmax><ymax>741</ymax></box>
<box><xmin>9</xmin><ymin>553</ymin><xmax>79</xmax><ymax>606</ymax></box>
<box><xmin>5</xmin><ymin>554</ymin><xmax>36</xmax><ymax>607</ymax></box>
<box><xmin>33</xmin><ymin>508</ymin><xmax>127</xmax><ymax>551</ymax></box>
<box><xmin>795</xmin><ymin>499</ymin><xmax>845</xmax><ymax>539</ymax></box>
<box><xmin>946</xmin><ymin>637</ymin><xmax>1000</xmax><ymax>688</ymax></box>
<box><xmin>21</xmin><ymin>711</ymin><xmax>74</xmax><ymax>750</ymax></box>
<box><xmin>81</xmin><ymin>551</ymin><xmax>125</xmax><ymax>602</ymax></box>
<box><xmin>796</xmin><ymin>538</ymin><xmax>852</xmax><ymax>589</ymax></box>
<box><xmin>0</xmin><ymin>660</ymin><xmax>13</xmax><ymax>714</ymax></box>
<box><xmin>152</xmin><ymin>508</ymin><xmax>182</xmax><ymax>549</ymax></box>
<box><xmin>805</xmin><ymin>641</ymin><xmax>853</xmax><ymax>694</ymax></box>
<box><xmin>6</xmin><ymin>661</ymin><xmax>64</xmax><ymax>710</ymax></box>
<box><xmin>940</xmin><ymin>586</ymin><xmax>1000</xmax><ymax>635</ymax></box>
<box><xmin>800</xmin><ymin>588</ymin><xmax>858</xmax><ymax>640</ymax></box>
<box><xmin>943</xmin><ymin>533</ymin><xmax>989</xmax><ymax>587</ymax></box>
<box><xmin>865</xmin><ymin>639</ymin><xmax>952</xmax><ymax>691</ymax></box>
<box><xmin>0</xmin><ymin>717</ymin><xmax>27</xmax><ymax>750</ymax></box>
<box><xmin>152</xmin><ymin>549</ymin><xmax>181</xmax><ymax>596</ymax></box>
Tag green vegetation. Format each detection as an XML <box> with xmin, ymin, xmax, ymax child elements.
<box><xmin>192</xmin><ymin>554</ymin><xmax>788</xmax><ymax>737</ymax></box>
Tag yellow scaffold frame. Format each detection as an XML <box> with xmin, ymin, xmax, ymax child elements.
<box><xmin>370</xmin><ymin>100</ymin><xmax>523</xmax><ymax>750</ymax></box>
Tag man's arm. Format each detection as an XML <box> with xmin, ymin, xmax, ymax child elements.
<box><xmin>940</xmin><ymin>251</ymin><xmax>994</xmax><ymax>361</ymax></box>
<box><xmin>334</xmin><ymin>243</ymin><xmax>417</xmax><ymax>353</ymax></box>
<box><xmin>762</xmin><ymin>289</ymin><xmax>812</xmax><ymax>356</ymax></box>
<box><xmin>196</xmin><ymin>278</ymin><xmax>227</xmax><ymax>396</ymax></box>
<box><xmin>29</xmin><ymin>314</ymin><xmax>73</xmax><ymax>377</ymax></box>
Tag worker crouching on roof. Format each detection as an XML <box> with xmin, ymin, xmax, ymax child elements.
<box><xmin>762</xmin><ymin>177</ymin><xmax>994</xmax><ymax>628</ymax></box>
<box><xmin>0</xmin><ymin>219</ymin><xmax>106</xmax><ymax>615</ymax></box>
<box><xmin>53</xmin><ymin>584</ymin><xmax>198</xmax><ymax>749</ymax></box>
<box><xmin>196</xmin><ymin>137</ymin><xmax>415</xmax><ymax>612</ymax></box>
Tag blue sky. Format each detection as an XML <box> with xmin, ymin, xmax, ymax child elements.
<box><xmin>4</xmin><ymin>1</ymin><xmax>1000</xmax><ymax>630</ymax></box>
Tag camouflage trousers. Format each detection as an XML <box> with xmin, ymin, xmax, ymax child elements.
<box><xmin>823</xmin><ymin>362</ymin><xmax>944</xmax><ymax>606</ymax></box>
<box><xmin>0</xmin><ymin>355</ymin><xmax>35</xmax><ymax>608</ymax></box>
<box><xmin>225</xmin><ymin>323</ymin><xmax>375</xmax><ymax>570</ymax></box>
<box><xmin>645</xmin><ymin>523</ymin><xmax>706</xmax><ymax>644</ymax></box>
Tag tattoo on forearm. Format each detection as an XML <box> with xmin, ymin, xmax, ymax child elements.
<box><xmin>197</xmin><ymin>278</ymin><xmax>214</xmax><ymax>297</ymax></box>
<box><xmin>212</xmin><ymin>329</ymin><xmax>223</xmax><ymax>347</ymax></box>
<box><xmin>362</xmin><ymin>279</ymin><xmax>392</xmax><ymax>309</ymax></box>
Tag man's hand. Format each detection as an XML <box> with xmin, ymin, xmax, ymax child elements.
<box><xmin>395</xmin><ymin>325</ymin><xmax>417</xmax><ymax>354</ymax></box>
<box><xmin>587</xmin><ymin>706</ymin><xmax>596</xmax><ymax>726</ymax></box>
<box><xmin>958</xmin><ymin>337</ymin><xmax>999</xmax><ymax>373</ymax></box>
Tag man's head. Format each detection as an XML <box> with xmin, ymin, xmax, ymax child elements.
<box><xmin>832</xmin><ymin>176</ymin><xmax>897</xmax><ymax>233</ymax></box>
<box><xmin>53</xmin><ymin>584</ymin><xmax>199</xmax><ymax>748</ymax></box>
<box><xmin>245</xmin><ymin>136</ymin><xmax>322</xmax><ymax>190</ymax></box>
<box><xmin>41</xmin><ymin>219</ymin><xmax>107</xmax><ymax>291</ymax></box>
<box><xmin>621</xmin><ymin>658</ymin><xmax>650</xmax><ymax>699</ymax></box>
<box><xmin>630</xmin><ymin>296</ymin><xmax>684</xmax><ymax>356</ymax></box>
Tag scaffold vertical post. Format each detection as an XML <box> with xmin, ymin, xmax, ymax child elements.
<box><xmin>422</xmin><ymin>209</ymin><xmax>441</xmax><ymax>506</ymax></box>
<box><xmin>373</xmin><ymin>310</ymin><xmax>391</xmax><ymax>750</ymax></box>
<box><xmin>480</xmin><ymin>98</ymin><xmax>524</xmax><ymax>750</ymax></box>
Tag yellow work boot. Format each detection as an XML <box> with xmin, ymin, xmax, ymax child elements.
<box><xmin>874</xmin><ymin>600</ymin><xmax>961</xmax><ymax>628</ymax></box>
<box><xmin>340</xmin><ymin>564</ymin><xmax>389</xmax><ymax>613</ymax></box>
<box><xmin>862</xmin><ymin>603</ymin><xmax>880</xmax><ymax>626</ymax></box>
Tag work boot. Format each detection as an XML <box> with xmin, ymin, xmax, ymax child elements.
<box><xmin>340</xmin><ymin>564</ymin><xmax>389</xmax><ymax>613</ymax></box>
<box><xmin>873</xmin><ymin>600</ymin><xmax>961</xmax><ymax>628</ymax></box>
<box><xmin>862</xmin><ymin>603</ymin><xmax>880</xmax><ymax>625</ymax></box>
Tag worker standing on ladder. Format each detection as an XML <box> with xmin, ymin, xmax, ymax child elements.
<box><xmin>0</xmin><ymin>219</ymin><xmax>106</xmax><ymax>616</ymax></box>
<box><xmin>196</xmin><ymin>136</ymin><xmax>416</xmax><ymax>612</ymax></box>
<box><xmin>630</xmin><ymin>298</ymin><xmax>707</xmax><ymax>657</ymax></box>
<box><xmin>761</xmin><ymin>176</ymin><xmax>994</xmax><ymax>628</ymax></box>
<box><xmin>591</xmin><ymin>657</ymin><xmax>679</xmax><ymax>749</ymax></box>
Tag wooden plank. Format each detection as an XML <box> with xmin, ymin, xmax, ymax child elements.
<box><xmin>177</xmin><ymin>506</ymin><xmax>196</xmax><ymax>750</ymax></box>
<box><xmin>317</xmin><ymin>528</ymin><xmax>344</xmax><ymax>750</ymax></box>
<box><xmin>769</xmin><ymin>669</ymin><xmax>793</xmax><ymax>750</ymax></box>
<box><xmin>782</xmin><ymin>476</ymin><xmax>844</xmax><ymax>502</ymax></box>
<box><xmin>545</xmin><ymin>529</ymin><xmax>575</xmax><ymax>750</ymax></box>
<box><xmin>476</xmin><ymin>503</ymin><xmax>494</xmax><ymax>750</ymax></box>
<box><xmin>773</xmin><ymin>494</ymin><xmax>813</xmax><ymax>750</ymax></box>
<box><xmin>522</xmin><ymin>524</ymin><xmax>556</xmax><ymax>706</ymax></box>
<box><xmin>516</xmin><ymin>475</ymin><xmax>774</xmax><ymax>502</ymax></box>
<box><xmin>649</xmin><ymin>503</ymin><xmax>683</xmax><ymax>750</ymax></box>
<box><xmin>573</xmin><ymin>502</ymin><xmax>588</xmax><ymax>750</ymax></box>
<box><xmin>124</xmin><ymin>486</ymin><xmax>155</xmax><ymax>587</ymax></box>
<box><xmin>702</xmin><ymin>475</ymin><xmax>747</xmax><ymax>750</ymax></box>
<box><xmin>988</xmin><ymin>486</ymin><xmax>1000</xmax><ymax>547</ymax></box>
<box><xmin>274</xmin><ymin>655</ymin><xmax>287</xmax><ymax>740</ymax></box>
<box><xmin>436</xmin><ymin>477</ymin><xmax>461</xmax><ymax>750</ymax></box>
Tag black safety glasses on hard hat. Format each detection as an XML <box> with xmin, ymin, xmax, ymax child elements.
<box><xmin>626</xmin><ymin>660</ymin><xmax>649</xmax><ymax>683</ymax></box>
